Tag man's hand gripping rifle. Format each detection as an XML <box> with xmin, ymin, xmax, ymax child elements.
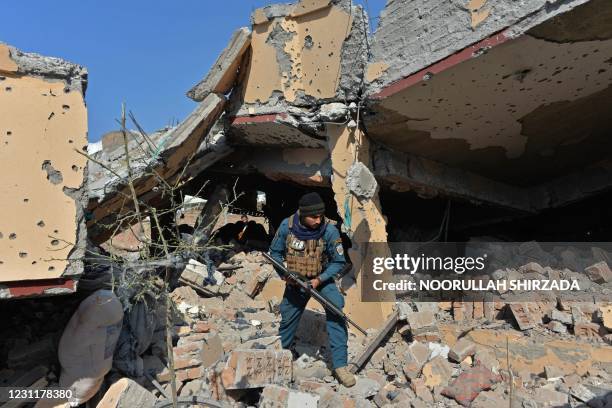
<box><xmin>262</xmin><ymin>252</ymin><xmax>367</xmax><ymax>335</ymax></box>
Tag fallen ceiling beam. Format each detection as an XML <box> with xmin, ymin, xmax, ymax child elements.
<box><xmin>373</xmin><ymin>145</ymin><xmax>539</xmax><ymax>213</ymax></box>
<box><xmin>187</xmin><ymin>27</ymin><xmax>252</xmax><ymax>102</ymax></box>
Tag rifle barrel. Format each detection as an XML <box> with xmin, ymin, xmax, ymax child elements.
<box><xmin>263</xmin><ymin>252</ymin><xmax>368</xmax><ymax>335</ymax></box>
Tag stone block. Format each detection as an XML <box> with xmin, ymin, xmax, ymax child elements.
<box><xmin>96</xmin><ymin>378</ymin><xmax>156</xmax><ymax>408</ymax></box>
<box><xmin>448</xmin><ymin>338</ymin><xmax>476</xmax><ymax>363</ymax></box>
<box><xmin>406</xmin><ymin>311</ymin><xmax>436</xmax><ymax>330</ymax></box>
<box><xmin>259</xmin><ymin>384</ymin><xmax>319</xmax><ymax>408</ymax></box>
<box><xmin>584</xmin><ymin>262</ymin><xmax>612</xmax><ymax>284</ymax></box>
<box><xmin>221</xmin><ymin>349</ymin><xmax>293</xmax><ymax>389</ymax></box>
<box><xmin>421</xmin><ymin>356</ymin><xmax>453</xmax><ymax>388</ymax></box>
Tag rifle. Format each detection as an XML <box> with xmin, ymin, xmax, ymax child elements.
<box><xmin>262</xmin><ymin>252</ymin><xmax>368</xmax><ymax>335</ymax></box>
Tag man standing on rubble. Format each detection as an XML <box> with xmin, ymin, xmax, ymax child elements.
<box><xmin>269</xmin><ymin>192</ymin><xmax>356</xmax><ymax>388</ymax></box>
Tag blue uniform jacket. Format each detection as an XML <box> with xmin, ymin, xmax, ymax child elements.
<box><xmin>269</xmin><ymin>217</ymin><xmax>346</xmax><ymax>284</ymax></box>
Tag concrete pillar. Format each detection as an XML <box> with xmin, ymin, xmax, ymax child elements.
<box><xmin>325</xmin><ymin>124</ymin><xmax>395</xmax><ymax>333</ymax></box>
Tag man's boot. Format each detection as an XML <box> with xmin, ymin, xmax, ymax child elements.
<box><xmin>334</xmin><ymin>366</ymin><xmax>356</xmax><ymax>387</ymax></box>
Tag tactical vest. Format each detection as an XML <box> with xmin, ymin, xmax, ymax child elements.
<box><xmin>285</xmin><ymin>215</ymin><xmax>328</xmax><ymax>278</ymax></box>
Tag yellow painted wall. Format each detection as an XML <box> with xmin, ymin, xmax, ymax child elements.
<box><xmin>0</xmin><ymin>44</ymin><xmax>87</xmax><ymax>281</ymax></box>
<box><xmin>243</xmin><ymin>2</ymin><xmax>352</xmax><ymax>104</ymax></box>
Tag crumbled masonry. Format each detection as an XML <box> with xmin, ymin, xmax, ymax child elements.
<box><xmin>1</xmin><ymin>0</ymin><xmax>612</xmax><ymax>406</ymax></box>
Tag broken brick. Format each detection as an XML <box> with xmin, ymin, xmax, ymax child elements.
<box><xmin>574</xmin><ymin>322</ymin><xmax>605</xmax><ymax>338</ymax></box>
<box><xmin>441</xmin><ymin>365</ymin><xmax>502</xmax><ymax>407</ymax></box>
<box><xmin>584</xmin><ymin>261</ymin><xmax>612</xmax><ymax>284</ymax></box>
<box><xmin>448</xmin><ymin>338</ymin><xmax>476</xmax><ymax>363</ymax></box>
<box><xmin>406</xmin><ymin>311</ymin><xmax>436</xmax><ymax>330</ymax></box>
<box><xmin>193</xmin><ymin>322</ymin><xmax>213</xmax><ymax>333</ymax></box>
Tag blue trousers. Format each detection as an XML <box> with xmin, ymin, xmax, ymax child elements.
<box><xmin>278</xmin><ymin>280</ymin><xmax>348</xmax><ymax>369</ymax></box>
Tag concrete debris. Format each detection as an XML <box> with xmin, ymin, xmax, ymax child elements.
<box><xmin>448</xmin><ymin>338</ymin><xmax>476</xmax><ymax>363</ymax></box>
<box><xmin>96</xmin><ymin>378</ymin><xmax>157</xmax><ymax>408</ymax></box>
<box><xmin>259</xmin><ymin>384</ymin><xmax>319</xmax><ymax>407</ymax></box>
<box><xmin>346</xmin><ymin>161</ymin><xmax>378</xmax><ymax>200</ymax></box>
<box><xmin>187</xmin><ymin>27</ymin><xmax>252</xmax><ymax>102</ymax></box>
<box><xmin>585</xmin><ymin>261</ymin><xmax>612</xmax><ymax>283</ymax></box>
<box><xmin>317</xmin><ymin>103</ymin><xmax>348</xmax><ymax>122</ymax></box>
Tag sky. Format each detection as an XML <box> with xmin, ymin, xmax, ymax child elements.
<box><xmin>1</xmin><ymin>0</ymin><xmax>386</xmax><ymax>142</ymax></box>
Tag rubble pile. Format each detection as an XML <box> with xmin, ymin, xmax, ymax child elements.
<box><xmin>92</xmin><ymin>250</ymin><xmax>610</xmax><ymax>407</ymax></box>
<box><xmin>1</xmin><ymin>247</ymin><xmax>611</xmax><ymax>407</ymax></box>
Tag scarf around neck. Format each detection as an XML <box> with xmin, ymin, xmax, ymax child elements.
<box><xmin>290</xmin><ymin>212</ymin><xmax>327</xmax><ymax>241</ymax></box>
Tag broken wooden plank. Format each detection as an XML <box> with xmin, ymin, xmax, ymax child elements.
<box><xmin>178</xmin><ymin>278</ymin><xmax>218</xmax><ymax>298</ymax></box>
<box><xmin>349</xmin><ymin>309</ymin><xmax>400</xmax><ymax>374</ymax></box>
<box><xmin>187</xmin><ymin>27</ymin><xmax>251</xmax><ymax>101</ymax></box>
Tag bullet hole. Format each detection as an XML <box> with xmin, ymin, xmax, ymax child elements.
<box><xmin>9</xmin><ymin>233</ymin><xmax>17</xmax><ymax>240</ymax></box>
<box><xmin>6</xmin><ymin>131</ymin><xmax>11</xmax><ymax>136</ymax></box>
<box><xmin>0</xmin><ymin>76</ymin><xmax>5</xmax><ymax>81</ymax></box>
<box><xmin>62</xmin><ymin>104</ymin><xmax>70</xmax><ymax>111</ymax></box>
<box><xmin>304</xmin><ymin>35</ymin><xmax>314</xmax><ymax>49</ymax></box>
<box><xmin>0</xmin><ymin>261</ymin><xmax>3</xmax><ymax>264</ymax></box>
<box><xmin>5</xmin><ymin>87</ymin><xmax>12</xmax><ymax>92</ymax></box>
<box><xmin>598</xmin><ymin>69</ymin><xmax>606</xmax><ymax>74</ymax></box>
<box><xmin>68</xmin><ymin>139</ymin><xmax>73</xmax><ymax>144</ymax></box>
<box><xmin>37</xmin><ymin>220</ymin><xmax>45</xmax><ymax>227</ymax></box>
<box><xmin>19</xmin><ymin>252</ymin><xmax>27</xmax><ymax>258</ymax></box>
<box><xmin>72</xmin><ymin>165</ymin><xmax>78</xmax><ymax>172</ymax></box>
<box><xmin>63</xmin><ymin>87</ymin><xmax>70</xmax><ymax>93</ymax></box>
<box><xmin>54</xmin><ymin>229</ymin><xmax>59</xmax><ymax>234</ymax></box>
<box><xmin>82</xmin><ymin>145</ymin><xmax>87</xmax><ymax>151</ymax></box>
<box><xmin>31</xmin><ymin>261</ymin><xmax>37</xmax><ymax>265</ymax></box>
<box><xmin>41</xmin><ymin>160</ymin><xmax>63</xmax><ymax>185</ymax></box>
<box><xmin>50</xmin><ymin>239</ymin><xmax>59</xmax><ymax>246</ymax></box>
<box><xmin>23</xmin><ymin>198</ymin><xmax>29</xmax><ymax>203</ymax></box>
<box><xmin>47</xmin><ymin>112</ymin><xmax>55</xmax><ymax>120</ymax></box>
<box><xmin>48</xmin><ymin>266</ymin><xmax>55</xmax><ymax>272</ymax></box>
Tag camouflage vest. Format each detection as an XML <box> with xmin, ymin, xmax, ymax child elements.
<box><xmin>285</xmin><ymin>215</ymin><xmax>328</xmax><ymax>278</ymax></box>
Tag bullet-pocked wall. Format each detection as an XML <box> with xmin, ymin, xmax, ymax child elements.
<box><xmin>236</xmin><ymin>0</ymin><xmax>368</xmax><ymax>113</ymax></box>
<box><xmin>0</xmin><ymin>43</ymin><xmax>88</xmax><ymax>283</ymax></box>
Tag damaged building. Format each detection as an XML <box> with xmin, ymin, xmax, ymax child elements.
<box><xmin>1</xmin><ymin>0</ymin><xmax>612</xmax><ymax>406</ymax></box>
<box><xmin>0</xmin><ymin>42</ymin><xmax>88</xmax><ymax>299</ymax></box>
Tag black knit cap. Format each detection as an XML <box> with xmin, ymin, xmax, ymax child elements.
<box><xmin>298</xmin><ymin>192</ymin><xmax>325</xmax><ymax>217</ymax></box>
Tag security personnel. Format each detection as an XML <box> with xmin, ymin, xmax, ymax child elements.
<box><xmin>269</xmin><ymin>192</ymin><xmax>356</xmax><ymax>387</ymax></box>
